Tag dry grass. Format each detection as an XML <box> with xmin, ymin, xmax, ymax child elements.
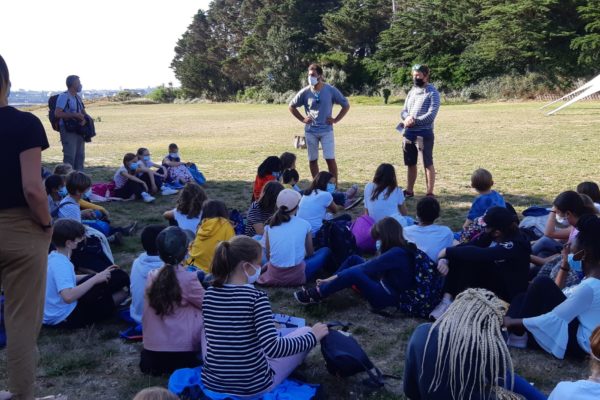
<box><xmin>1</xmin><ymin>100</ymin><xmax>599</xmax><ymax>399</ymax></box>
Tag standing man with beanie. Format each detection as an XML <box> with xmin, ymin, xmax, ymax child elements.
<box><xmin>289</xmin><ymin>63</ymin><xmax>350</xmax><ymax>183</ymax></box>
<box><xmin>55</xmin><ymin>75</ymin><xmax>88</xmax><ymax>171</ymax></box>
<box><xmin>397</xmin><ymin>64</ymin><xmax>440</xmax><ymax>198</ymax></box>
<box><xmin>0</xmin><ymin>55</ymin><xmax>53</xmax><ymax>400</ymax></box>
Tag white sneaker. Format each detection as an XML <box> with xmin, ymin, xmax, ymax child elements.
<box><xmin>325</xmin><ymin>212</ymin><xmax>334</xmax><ymax>221</ymax></box>
<box><xmin>161</xmin><ymin>186</ymin><xmax>178</xmax><ymax>196</ymax></box>
<box><xmin>507</xmin><ymin>332</ymin><xmax>528</xmax><ymax>349</ymax></box>
<box><xmin>141</xmin><ymin>192</ymin><xmax>155</xmax><ymax>203</ymax></box>
<box><xmin>429</xmin><ymin>298</ymin><xmax>452</xmax><ymax>320</ymax></box>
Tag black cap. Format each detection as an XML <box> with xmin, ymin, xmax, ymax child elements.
<box><xmin>482</xmin><ymin>206</ymin><xmax>515</xmax><ymax>231</ymax></box>
<box><xmin>156</xmin><ymin>226</ymin><xmax>192</xmax><ymax>265</ymax></box>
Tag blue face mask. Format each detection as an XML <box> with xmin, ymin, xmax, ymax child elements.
<box><xmin>273</xmin><ymin>171</ymin><xmax>281</xmax><ymax>179</ymax></box>
<box><xmin>568</xmin><ymin>253</ymin><xmax>583</xmax><ymax>272</ymax></box>
<box><xmin>58</xmin><ymin>187</ymin><xmax>68</xmax><ymax>198</ymax></box>
<box><xmin>326</xmin><ymin>183</ymin><xmax>336</xmax><ymax>193</ymax></box>
<box><xmin>130</xmin><ymin>162</ymin><xmax>139</xmax><ymax>171</ymax></box>
<box><xmin>83</xmin><ymin>188</ymin><xmax>92</xmax><ymax>199</ymax></box>
<box><xmin>169</xmin><ymin>152</ymin><xmax>179</xmax><ymax>159</ymax></box>
<box><xmin>143</xmin><ymin>156</ymin><xmax>151</xmax><ymax>162</ymax></box>
<box><xmin>375</xmin><ymin>240</ymin><xmax>382</xmax><ymax>253</ymax></box>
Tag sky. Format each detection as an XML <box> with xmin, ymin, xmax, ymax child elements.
<box><xmin>2</xmin><ymin>1</ymin><xmax>212</xmax><ymax>90</ymax></box>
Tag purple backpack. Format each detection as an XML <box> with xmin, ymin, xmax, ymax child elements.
<box><xmin>351</xmin><ymin>215</ymin><xmax>376</xmax><ymax>253</ymax></box>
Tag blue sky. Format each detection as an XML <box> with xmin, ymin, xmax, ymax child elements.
<box><xmin>2</xmin><ymin>1</ymin><xmax>211</xmax><ymax>90</ymax></box>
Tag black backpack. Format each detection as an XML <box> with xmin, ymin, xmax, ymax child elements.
<box><xmin>320</xmin><ymin>322</ymin><xmax>400</xmax><ymax>388</ymax></box>
<box><xmin>48</xmin><ymin>93</ymin><xmax>63</xmax><ymax>132</ymax></box>
<box><xmin>315</xmin><ymin>214</ymin><xmax>358</xmax><ymax>267</ymax></box>
<box><xmin>71</xmin><ymin>234</ymin><xmax>113</xmax><ymax>273</ymax></box>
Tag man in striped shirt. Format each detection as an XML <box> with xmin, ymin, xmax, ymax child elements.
<box><xmin>397</xmin><ymin>64</ymin><xmax>440</xmax><ymax>197</ymax></box>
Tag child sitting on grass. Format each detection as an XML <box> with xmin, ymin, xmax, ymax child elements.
<box><xmin>463</xmin><ymin>168</ymin><xmax>506</xmax><ymax>229</ymax></box>
<box><xmin>280</xmin><ymin>151</ymin><xmax>297</xmax><ymax>171</ymax></box>
<box><xmin>141</xmin><ymin>227</ymin><xmax>205</xmax><ymax>376</ymax></box>
<box><xmin>252</xmin><ymin>156</ymin><xmax>282</xmax><ymax>201</ymax></box>
<box><xmin>45</xmin><ymin>174</ymin><xmax>67</xmax><ymax>217</ymax></box>
<box><xmin>186</xmin><ymin>200</ymin><xmax>235</xmax><ymax>276</ymax></box>
<box><xmin>114</xmin><ymin>153</ymin><xmax>156</xmax><ymax>203</ymax></box>
<box><xmin>129</xmin><ymin>225</ymin><xmax>166</xmax><ymax>325</ymax></box>
<box><xmin>282</xmin><ymin>168</ymin><xmax>301</xmax><ymax>192</ymax></box>
<box><xmin>162</xmin><ymin>143</ymin><xmax>194</xmax><ymax>185</ymax></box>
<box><xmin>201</xmin><ymin>235</ymin><xmax>328</xmax><ymax>397</ymax></box>
<box><xmin>163</xmin><ymin>182</ymin><xmax>207</xmax><ymax>233</ymax></box>
<box><xmin>43</xmin><ymin>219</ymin><xmax>130</xmax><ymax>329</ymax></box>
<box><xmin>53</xmin><ymin>163</ymin><xmax>111</xmax><ymax>218</ymax></box>
<box><xmin>136</xmin><ymin>147</ymin><xmax>177</xmax><ymax>196</ymax></box>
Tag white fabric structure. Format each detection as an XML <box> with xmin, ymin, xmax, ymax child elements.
<box><xmin>544</xmin><ymin>74</ymin><xmax>600</xmax><ymax>115</ymax></box>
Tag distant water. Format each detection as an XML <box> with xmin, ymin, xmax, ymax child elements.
<box><xmin>9</xmin><ymin>102</ymin><xmax>45</xmax><ymax>109</ymax></box>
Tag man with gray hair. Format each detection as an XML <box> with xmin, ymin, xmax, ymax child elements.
<box><xmin>55</xmin><ymin>75</ymin><xmax>88</xmax><ymax>171</ymax></box>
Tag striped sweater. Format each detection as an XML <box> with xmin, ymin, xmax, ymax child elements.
<box><xmin>201</xmin><ymin>285</ymin><xmax>317</xmax><ymax>396</ymax></box>
<box><xmin>399</xmin><ymin>83</ymin><xmax>440</xmax><ymax>139</ymax></box>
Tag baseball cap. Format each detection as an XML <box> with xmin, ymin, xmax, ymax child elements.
<box><xmin>276</xmin><ymin>189</ymin><xmax>301</xmax><ymax>212</ymax></box>
<box><xmin>482</xmin><ymin>207</ymin><xmax>515</xmax><ymax>230</ymax></box>
<box><xmin>156</xmin><ymin>226</ymin><xmax>192</xmax><ymax>265</ymax></box>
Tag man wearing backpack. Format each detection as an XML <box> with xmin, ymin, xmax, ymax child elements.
<box><xmin>54</xmin><ymin>75</ymin><xmax>88</xmax><ymax>171</ymax></box>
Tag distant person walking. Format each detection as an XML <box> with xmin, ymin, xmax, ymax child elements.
<box><xmin>397</xmin><ymin>64</ymin><xmax>440</xmax><ymax>197</ymax></box>
<box><xmin>289</xmin><ymin>63</ymin><xmax>350</xmax><ymax>183</ymax></box>
<box><xmin>0</xmin><ymin>55</ymin><xmax>53</xmax><ymax>400</ymax></box>
<box><xmin>54</xmin><ymin>75</ymin><xmax>88</xmax><ymax>171</ymax></box>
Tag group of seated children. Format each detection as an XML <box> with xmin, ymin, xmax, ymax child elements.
<box><xmin>40</xmin><ymin>150</ymin><xmax>600</xmax><ymax>399</ymax></box>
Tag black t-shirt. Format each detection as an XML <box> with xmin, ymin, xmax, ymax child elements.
<box><xmin>0</xmin><ymin>106</ymin><xmax>49</xmax><ymax>210</ymax></box>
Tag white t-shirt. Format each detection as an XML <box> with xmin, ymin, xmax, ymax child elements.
<box><xmin>114</xmin><ymin>166</ymin><xmax>129</xmax><ymax>189</ymax></box>
<box><xmin>173</xmin><ymin>208</ymin><xmax>201</xmax><ymax>233</ymax></box>
<box><xmin>403</xmin><ymin>224</ymin><xmax>454</xmax><ymax>261</ymax></box>
<box><xmin>44</xmin><ymin>251</ymin><xmax>77</xmax><ymax>325</ymax></box>
<box><xmin>297</xmin><ymin>190</ymin><xmax>334</xmax><ymax>235</ymax></box>
<box><xmin>549</xmin><ymin>380</ymin><xmax>600</xmax><ymax>399</ymax></box>
<box><xmin>363</xmin><ymin>182</ymin><xmax>405</xmax><ymax>222</ymax></box>
<box><xmin>265</xmin><ymin>216</ymin><xmax>312</xmax><ymax>267</ymax></box>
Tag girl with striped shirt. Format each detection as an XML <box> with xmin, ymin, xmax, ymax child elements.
<box><xmin>201</xmin><ymin>236</ymin><xmax>328</xmax><ymax>397</ymax></box>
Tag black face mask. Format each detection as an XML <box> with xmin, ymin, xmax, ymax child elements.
<box><xmin>414</xmin><ymin>78</ymin><xmax>425</xmax><ymax>87</ymax></box>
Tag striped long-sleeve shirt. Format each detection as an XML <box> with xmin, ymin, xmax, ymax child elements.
<box><xmin>201</xmin><ymin>285</ymin><xmax>317</xmax><ymax>396</ymax></box>
<box><xmin>398</xmin><ymin>84</ymin><xmax>440</xmax><ymax>140</ymax></box>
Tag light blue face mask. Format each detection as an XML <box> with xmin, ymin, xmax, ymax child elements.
<box><xmin>83</xmin><ymin>188</ymin><xmax>92</xmax><ymax>199</ymax></box>
<box><xmin>143</xmin><ymin>156</ymin><xmax>151</xmax><ymax>162</ymax></box>
<box><xmin>326</xmin><ymin>183</ymin><xmax>336</xmax><ymax>193</ymax></box>
<box><xmin>273</xmin><ymin>171</ymin><xmax>281</xmax><ymax>179</ymax></box>
<box><xmin>568</xmin><ymin>253</ymin><xmax>583</xmax><ymax>272</ymax></box>
<box><xmin>58</xmin><ymin>187</ymin><xmax>68</xmax><ymax>198</ymax></box>
<box><xmin>169</xmin><ymin>152</ymin><xmax>180</xmax><ymax>159</ymax></box>
<box><xmin>375</xmin><ymin>240</ymin><xmax>382</xmax><ymax>253</ymax></box>
<box><xmin>130</xmin><ymin>162</ymin><xmax>139</xmax><ymax>171</ymax></box>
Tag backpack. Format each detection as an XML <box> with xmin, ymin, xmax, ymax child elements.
<box><xmin>315</xmin><ymin>214</ymin><xmax>357</xmax><ymax>267</ymax></box>
<box><xmin>229</xmin><ymin>209</ymin><xmax>246</xmax><ymax>235</ymax></box>
<box><xmin>398</xmin><ymin>249</ymin><xmax>444</xmax><ymax>318</ymax></box>
<box><xmin>320</xmin><ymin>322</ymin><xmax>399</xmax><ymax>388</ymax></box>
<box><xmin>70</xmin><ymin>227</ymin><xmax>114</xmax><ymax>273</ymax></box>
<box><xmin>187</xmin><ymin>164</ymin><xmax>206</xmax><ymax>185</ymax></box>
<box><xmin>48</xmin><ymin>93</ymin><xmax>62</xmax><ymax>132</ymax></box>
<box><xmin>350</xmin><ymin>214</ymin><xmax>376</xmax><ymax>253</ymax></box>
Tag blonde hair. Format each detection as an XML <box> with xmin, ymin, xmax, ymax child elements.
<box><xmin>471</xmin><ymin>168</ymin><xmax>494</xmax><ymax>192</ymax></box>
<box><xmin>423</xmin><ymin>289</ymin><xmax>519</xmax><ymax>400</ymax></box>
<box><xmin>591</xmin><ymin>326</ymin><xmax>600</xmax><ymax>374</ymax></box>
<box><xmin>132</xmin><ymin>387</ymin><xmax>178</xmax><ymax>400</ymax></box>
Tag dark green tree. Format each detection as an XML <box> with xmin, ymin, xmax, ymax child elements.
<box><xmin>571</xmin><ymin>0</ymin><xmax>600</xmax><ymax>68</ymax></box>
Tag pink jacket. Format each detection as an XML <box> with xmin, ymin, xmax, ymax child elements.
<box><xmin>142</xmin><ymin>265</ymin><xmax>205</xmax><ymax>352</ymax></box>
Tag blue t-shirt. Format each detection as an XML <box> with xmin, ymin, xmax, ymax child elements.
<box><xmin>44</xmin><ymin>251</ymin><xmax>77</xmax><ymax>325</ymax></box>
<box><xmin>55</xmin><ymin>92</ymin><xmax>84</xmax><ymax>129</ymax></box>
<box><xmin>289</xmin><ymin>83</ymin><xmax>349</xmax><ymax>134</ymax></box>
<box><xmin>468</xmin><ymin>190</ymin><xmax>506</xmax><ymax>221</ymax></box>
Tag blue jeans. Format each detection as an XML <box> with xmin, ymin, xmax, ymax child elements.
<box><xmin>532</xmin><ymin>236</ymin><xmax>563</xmax><ymax>257</ymax></box>
<box><xmin>319</xmin><ymin>255</ymin><xmax>402</xmax><ymax>309</ymax></box>
<box><xmin>304</xmin><ymin>247</ymin><xmax>333</xmax><ymax>281</ymax></box>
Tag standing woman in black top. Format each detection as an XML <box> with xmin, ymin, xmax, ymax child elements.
<box><xmin>0</xmin><ymin>55</ymin><xmax>52</xmax><ymax>400</ymax></box>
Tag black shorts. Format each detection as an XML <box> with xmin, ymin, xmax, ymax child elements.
<box><xmin>403</xmin><ymin>135</ymin><xmax>434</xmax><ymax>167</ymax></box>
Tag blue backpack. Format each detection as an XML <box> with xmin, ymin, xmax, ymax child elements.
<box><xmin>398</xmin><ymin>249</ymin><xmax>444</xmax><ymax>318</ymax></box>
<box><xmin>229</xmin><ymin>209</ymin><xmax>246</xmax><ymax>235</ymax></box>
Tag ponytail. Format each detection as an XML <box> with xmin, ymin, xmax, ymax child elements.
<box><xmin>146</xmin><ymin>263</ymin><xmax>182</xmax><ymax>317</ymax></box>
<box><xmin>211</xmin><ymin>236</ymin><xmax>262</xmax><ymax>287</ymax></box>
<box><xmin>267</xmin><ymin>205</ymin><xmax>295</xmax><ymax>228</ymax></box>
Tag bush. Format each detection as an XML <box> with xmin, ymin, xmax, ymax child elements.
<box><xmin>147</xmin><ymin>85</ymin><xmax>184</xmax><ymax>103</ymax></box>
<box><xmin>236</xmin><ymin>87</ymin><xmax>295</xmax><ymax>104</ymax></box>
<box><xmin>111</xmin><ymin>90</ymin><xmax>142</xmax><ymax>102</ymax></box>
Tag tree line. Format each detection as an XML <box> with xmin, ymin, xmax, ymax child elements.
<box><xmin>171</xmin><ymin>0</ymin><xmax>600</xmax><ymax>101</ymax></box>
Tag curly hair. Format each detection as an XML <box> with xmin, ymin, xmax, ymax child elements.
<box><xmin>176</xmin><ymin>182</ymin><xmax>207</xmax><ymax>219</ymax></box>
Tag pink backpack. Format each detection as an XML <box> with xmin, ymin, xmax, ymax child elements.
<box><xmin>351</xmin><ymin>214</ymin><xmax>376</xmax><ymax>253</ymax></box>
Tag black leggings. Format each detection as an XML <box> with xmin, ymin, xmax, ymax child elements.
<box><xmin>57</xmin><ymin>269</ymin><xmax>130</xmax><ymax>329</ymax></box>
<box><xmin>114</xmin><ymin>180</ymin><xmax>145</xmax><ymax>199</ymax></box>
<box><xmin>140</xmin><ymin>349</ymin><xmax>202</xmax><ymax>376</ymax></box>
<box><xmin>507</xmin><ymin>276</ymin><xmax>587</xmax><ymax>359</ymax></box>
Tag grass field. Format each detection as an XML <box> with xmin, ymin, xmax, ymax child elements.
<box><xmin>2</xmin><ymin>100</ymin><xmax>600</xmax><ymax>399</ymax></box>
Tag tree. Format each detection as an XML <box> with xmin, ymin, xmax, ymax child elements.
<box><xmin>571</xmin><ymin>0</ymin><xmax>600</xmax><ymax>68</ymax></box>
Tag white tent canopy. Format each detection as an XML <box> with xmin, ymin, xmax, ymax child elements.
<box><xmin>544</xmin><ymin>74</ymin><xmax>600</xmax><ymax>115</ymax></box>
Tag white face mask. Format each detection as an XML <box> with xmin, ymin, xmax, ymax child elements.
<box><xmin>308</xmin><ymin>76</ymin><xmax>319</xmax><ymax>86</ymax></box>
<box><xmin>244</xmin><ymin>263</ymin><xmax>262</xmax><ymax>284</ymax></box>
<box><xmin>555</xmin><ymin>213</ymin><xmax>567</xmax><ymax>225</ymax></box>
<box><xmin>375</xmin><ymin>240</ymin><xmax>382</xmax><ymax>253</ymax></box>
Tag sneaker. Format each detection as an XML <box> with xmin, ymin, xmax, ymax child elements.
<box><xmin>507</xmin><ymin>332</ymin><xmax>528</xmax><ymax>349</ymax></box>
<box><xmin>345</xmin><ymin>184</ymin><xmax>359</xmax><ymax>199</ymax></box>
<box><xmin>344</xmin><ymin>196</ymin><xmax>363</xmax><ymax>211</ymax></box>
<box><xmin>141</xmin><ymin>192</ymin><xmax>155</xmax><ymax>203</ymax></box>
<box><xmin>429</xmin><ymin>297</ymin><xmax>452</xmax><ymax>320</ymax></box>
<box><xmin>324</xmin><ymin>212</ymin><xmax>334</xmax><ymax>221</ymax></box>
<box><xmin>403</xmin><ymin>190</ymin><xmax>414</xmax><ymax>198</ymax></box>
<box><xmin>161</xmin><ymin>186</ymin><xmax>178</xmax><ymax>196</ymax></box>
<box><xmin>122</xmin><ymin>221</ymin><xmax>138</xmax><ymax>236</ymax></box>
<box><xmin>107</xmin><ymin>232</ymin><xmax>123</xmax><ymax>246</ymax></box>
<box><xmin>294</xmin><ymin>287</ymin><xmax>322</xmax><ymax>305</ymax></box>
